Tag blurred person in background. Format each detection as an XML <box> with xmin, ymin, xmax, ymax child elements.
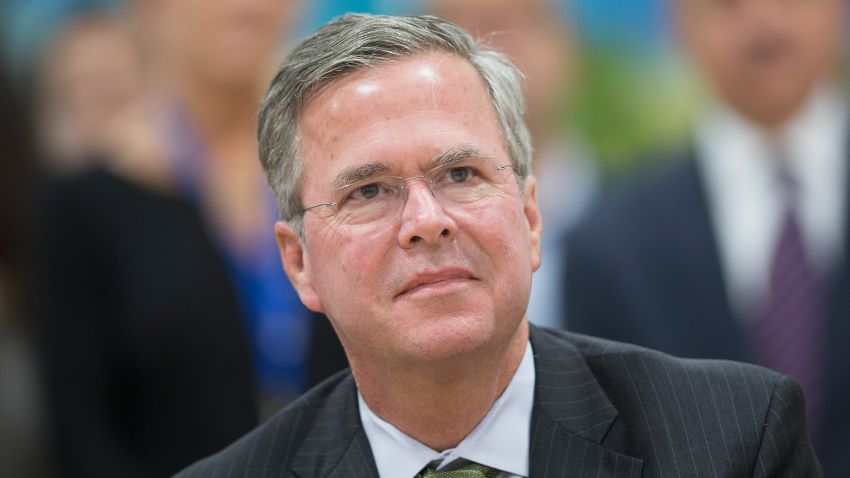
<box><xmin>39</xmin><ymin>1</ymin><xmax>307</xmax><ymax>477</ymax></box>
<box><xmin>429</xmin><ymin>0</ymin><xmax>597</xmax><ymax>329</ymax></box>
<box><xmin>564</xmin><ymin>0</ymin><xmax>849</xmax><ymax>475</ymax></box>
<box><xmin>35</xmin><ymin>11</ymin><xmax>145</xmax><ymax>174</ymax></box>
<box><xmin>0</xmin><ymin>53</ymin><xmax>55</xmax><ymax>478</ymax></box>
<box><xmin>129</xmin><ymin>0</ymin><xmax>312</xmax><ymax>411</ymax></box>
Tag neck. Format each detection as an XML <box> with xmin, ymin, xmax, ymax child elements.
<box><xmin>353</xmin><ymin>320</ymin><xmax>529</xmax><ymax>451</ymax></box>
<box><xmin>164</xmin><ymin>70</ymin><xmax>262</xmax><ymax>153</ymax></box>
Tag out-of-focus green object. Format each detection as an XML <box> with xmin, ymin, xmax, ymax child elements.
<box><xmin>568</xmin><ymin>47</ymin><xmax>702</xmax><ymax>174</ymax></box>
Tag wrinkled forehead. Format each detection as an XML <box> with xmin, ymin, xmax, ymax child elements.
<box><xmin>297</xmin><ymin>52</ymin><xmax>505</xmax><ymax>184</ymax></box>
<box><xmin>301</xmin><ymin>52</ymin><xmax>491</xmax><ymax>128</ymax></box>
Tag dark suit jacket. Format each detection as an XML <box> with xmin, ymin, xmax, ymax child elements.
<box><xmin>175</xmin><ymin>326</ymin><xmax>819</xmax><ymax>477</ymax></box>
<box><xmin>563</xmin><ymin>152</ymin><xmax>850</xmax><ymax>477</ymax></box>
<box><xmin>40</xmin><ymin>168</ymin><xmax>259</xmax><ymax>478</ymax></box>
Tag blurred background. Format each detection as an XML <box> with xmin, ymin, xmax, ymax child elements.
<box><xmin>2</xmin><ymin>0</ymin><xmax>699</xmax><ymax>172</ymax></box>
<box><xmin>0</xmin><ymin>0</ymin><xmax>847</xmax><ymax>477</ymax></box>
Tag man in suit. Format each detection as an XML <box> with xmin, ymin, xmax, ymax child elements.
<box><xmin>177</xmin><ymin>14</ymin><xmax>819</xmax><ymax>477</ymax></box>
<box><xmin>564</xmin><ymin>0</ymin><xmax>848</xmax><ymax>475</ymax></box>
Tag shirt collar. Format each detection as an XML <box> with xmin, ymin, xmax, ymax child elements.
<box><xmin>695</xmin><ymin>82</ymin><xmax>849</xmax><ymax>317</ymax></box>
<box><xmin>359</xmin><ymin>341</ymin><xmax>535</xmax><ymax>478</ymax></box>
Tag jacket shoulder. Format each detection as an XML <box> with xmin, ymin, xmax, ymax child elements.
<box><xmin>541</xmin><ymin>329</ymin><xmax>820</xmax><ymax>475</ymax></box>
<box><xmin>570</xmin><ymin>152</ymin><xmax>699</xmax><ymax>244</ymax></box>
<box><xmin>554</xmin><ymin>328</ymin><xmax>783</xmax><ymax>398</ymax></box>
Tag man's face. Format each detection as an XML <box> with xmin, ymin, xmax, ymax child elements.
<box><xmin>678</xmin><ymin>0</ymin><xmax>846</xmax><ymax>127</ymax></box>
<box><xmin>277</xmin><ymin>53</ymin><xmax>542</xmax><ymax>366</ymax></box>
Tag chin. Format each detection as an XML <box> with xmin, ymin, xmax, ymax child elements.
<box><xmin>743</xmin><ymin>74</ymin><xmax>813</xmax><ymax>119</ymax></box>
<box><xmin>749</xmin><ymin>95</ymin><xmax>808</xmax><ymax>127</ymax></box>
<box><xmin>400</xmin><ymin>313</ymin><xmax>497</xmax><ymax>362</ymax></box>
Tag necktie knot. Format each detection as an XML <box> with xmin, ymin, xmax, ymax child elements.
<box><xmin>770</xmin><ymin>146</ymin><xmax>800</xmax><ymax>204</ymax></box>
<box><xmin>416</xmin><ymin>461</ymin><xmax>500</xmax><ymax>478</ymax></box>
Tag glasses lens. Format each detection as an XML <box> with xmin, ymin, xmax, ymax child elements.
<box><xmin>428</xmin><ymin>158</ymin><xmax>512</xmax><ymax>204</ymax></box>
<box><xmin>330</xmin><ymin>158</ymin><xmax>515</xmax><ymax>225</ymax></box>
<box><xmin>333</xmin><ymin>178</ymin><xmax>403</xmax><ymax>224</ymax></box>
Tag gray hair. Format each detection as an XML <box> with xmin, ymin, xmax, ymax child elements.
<box><xmin>258</xmin><ymin>13</ymin><xmax>532</xmax><ymax>237</ymax></box>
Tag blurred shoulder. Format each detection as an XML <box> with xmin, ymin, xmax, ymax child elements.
<box><xmin>44</xmin><ymin>166</ymin><xmax>121</xmax><ymax>202</ymax></box>
<box><xmin>44</xmin><ymin>163</ymin><xmax>176</xmax><ymax>204</ymax></box>
<box><xmin>174</xmin><ymin>369</ymin><xmax>356</xmax><ymax>478</ymax></box>
<box><xmin>570</xmin><ymin>148</ymin><xmax>700</xmax><ymax>239</ymax></box>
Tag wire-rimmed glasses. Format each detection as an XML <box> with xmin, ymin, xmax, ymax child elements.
<box><xmin>302</xmin><ymin>155</ymin><xmax>519</xmax><ymax>226</ymax></box>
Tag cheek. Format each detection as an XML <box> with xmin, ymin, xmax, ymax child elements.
<box><xmin>313</xmin><ymin>224</ymin><xmax>395</xmax><ymax>297</ymax></box>
<box><xmin>455</xmin><ymin>199</ymin><xmax>531</xmax><ymax>266</ymax></box>
<box><xmin>453</xmin><ymin>202</ymin><xmax>534</xmax><ymax>321</ymax></box>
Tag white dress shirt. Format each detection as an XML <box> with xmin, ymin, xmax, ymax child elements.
<box><xmin>358</xmin><ymin>341</ymin><xmax>535</xmax><ymax>478</ymax></box>
<box><xmin>695</xmin><ymin>83</ymin><xmax>848</xmax><ymax>321</ymax></box>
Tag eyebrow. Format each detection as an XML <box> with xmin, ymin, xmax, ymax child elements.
<box><xmin>333</xmin><ymin>162</ymin><xmax>391</xmax><ymax>189</ymax></box>
<box><xmin>331</xmin><ymin>144</ymin><xmax>484</xmax><ymax>189</ymax></box>
<box><xmin>431</xmin><ymin>144</ymin><xmax>483</xmax><ymax>168</ymax></box>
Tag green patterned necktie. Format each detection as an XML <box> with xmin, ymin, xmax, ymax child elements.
<box><xmin>416</xmin><ymin>461</ymin><xmax>500</xmax><ymax>478</ymax></box>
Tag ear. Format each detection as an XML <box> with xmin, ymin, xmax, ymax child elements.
<box><xmin>522</xmin><ymin>175</ymin><xmax>543</xmax><ymax>272</ymax></box>
<box><xmin>274</xmin><ymin>221</ymin><xmax>325</xmax><ymax>313</ymax></box>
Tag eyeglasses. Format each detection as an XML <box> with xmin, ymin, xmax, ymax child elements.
<box><xmin>302</xmin><ymin>156</ymin><xmax>519</xmax><ymax>226</ymax></box>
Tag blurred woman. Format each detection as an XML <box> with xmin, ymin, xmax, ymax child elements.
<box><xmin>40</xmin><ymin>1</ymin><xmax>307</xmax><ymax>477</ymax></box>
<box><xmin>35</xmin><ymin>12</ymin><xmax>146</xmax><ymax>173</ymax></box>
<box><xmin>0</xmin><ymin>53</ymin><xmax>54</xmax><ymax>478</ymax></box>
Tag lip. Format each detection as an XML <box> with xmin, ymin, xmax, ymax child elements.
<box><xmin>394</xmin><ymin>268</ymin><xmax>476</xmax><ymax>301</ymax></box>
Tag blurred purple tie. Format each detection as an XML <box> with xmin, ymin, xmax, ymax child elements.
<box><xmin>751</xmin><ymin>167</ymin><xmax>826</xmax><ymax>439</ymax></box>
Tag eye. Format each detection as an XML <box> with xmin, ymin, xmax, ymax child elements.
<box><xmin>339</xmin><ymin>179</ymin><xmax>397</xmax><ymax>207</ymax></box>
<box><xmin>449</xmin><ymin>167</ymin><xmax>470</xmax><ymax>182</ymax></box>
<box><xmin>355</xmin><ymin>183</ymin><xmax>380</xmax><ymax>200</ymax></box>
<box><xmin>432</xmin><ymin>161</ymin><xmax>490</xmax><ymax>187</ymax></box>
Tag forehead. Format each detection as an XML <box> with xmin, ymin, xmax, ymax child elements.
<box><xmin>298</xmin><ymin>52</ymin><xmax>504</xmax><ymax>182</ymax></box>
<box><xmin>301</xmin><ymin>52</ymin><xmax>495</xmax><ymax>136</ymax></box>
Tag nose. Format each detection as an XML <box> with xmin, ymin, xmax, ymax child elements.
<box><xmin>397</xmin><ymin>180</ymin><xmax>455</xmax><ymax>248</ymax></box>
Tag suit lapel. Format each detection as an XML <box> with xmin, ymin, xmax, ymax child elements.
<box><xmin>528</xmin><ymin>326</ymin><xmax>643</xmax><ymax>477</ymax></box>
<box><xmin>289</xmin><ymin>374</ymin><xmax>379</xmax><ymax>478</ymax></box>
<box><xmin>322</xmin><ymin>430</ymin><xmax>378</xmax><ymax>478</ymax></box>
<box><xmin>662</xmin><ymin>154</ymin><xmax>749</xmax><ymax>362</ymax></box>
<box><xmin>819</xmin><ymin>122</ymin><xmax>850</xmax><ymax>456</ymax></box>
<box><xmin>288</xmin><ymin>329</ymin><xmax>646</xmax><ymax>478</ymax></box>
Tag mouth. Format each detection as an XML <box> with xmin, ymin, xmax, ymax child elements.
<box><xmin>394</xmin><ymin>268</ymin><xmax>477</xmax><ymax>301</ymax></box>
<box><xmin>745</xmin><ymin>31</ymin><xmax>792</xmax><ymax>67</ymax></box>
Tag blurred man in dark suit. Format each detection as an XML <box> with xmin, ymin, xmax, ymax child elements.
<box><xmin>565</xmin><ymin>0</ymin><xmax>849</xmax><ymax>475</ymax></box>
<box><xmin>177</xmin><ymin>13</ymin><xmax>819</xmax><ymax>477</ymax></box>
